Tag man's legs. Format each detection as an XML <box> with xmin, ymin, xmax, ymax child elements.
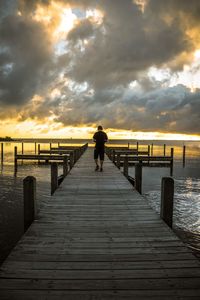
<box><xmin>94</xmin><ymin>149</ymin><xmax>99</xmax><ymax>171</ymax></box>
<box><xmin>95</xmin><ymin>159</ymin><xmax>99</xmax><ymax>171</ymax></box>
<box><xmin>100</xmin><ymin>160</ymin><xmax>103</xmax><ymax>171</ymax></box>
<box><xmin>99</xmin><ymin>151</ymin><xmax>104</xmax><ymax>171</ymax></box>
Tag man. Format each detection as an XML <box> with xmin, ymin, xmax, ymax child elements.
<box><xmin>93</xmin><ymin>125</ymin><xmax>108</xmax><ymax>171</ymax></box>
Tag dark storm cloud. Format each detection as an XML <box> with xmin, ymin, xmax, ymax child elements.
<box><xmin>0</xmin><ymin>13</ymin><xmax>54</xmax><ymax>105</ymax></box>
<box><xmin>29</xmin><ymin>83</ymin><xmax>200</xmax><ymax>134</ymax></box>
<box><xmin>0</xmin><ymin>0</ymin><xmax>200</xmax><ymax>135</ymax></box>
<box><xmin>67</xmin><ymin>19</ymin><xmax>94</xmax><ymax>41</ymax></box>
<box><xmin>67</xmin><ymin>0</ymin><xmax>192</xmax><ymax>88</ymax></box>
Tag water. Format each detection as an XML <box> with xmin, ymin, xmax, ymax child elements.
<box><xmin>0</xmin><ymin>139</ymin><xmax>200</xmax><ymax>263</ymax></box>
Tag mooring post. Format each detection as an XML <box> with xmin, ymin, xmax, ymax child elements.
<box><xmin>22</xmin><ymin>142</ymin><xmax>24</xmax><ymax>154</ymax></box>
<box><xmin>151</xmin><ymin>143</ymin><xmax>153</xmax><ymax>156</ymax></box>
<box><xmin>164</xmin><ymin>144</ymin><xmax>166</xmax><ymax>156</ymax></box>
<box><xmin>73</xmin><ymin>150</ymin><xmax>77</xmax><ymax>164</ymax></box>
<box><xmin>50</xmin><ymin>143</ymin><xmax>52</xmax><ymax>150</ymax></box>
<box><xmin>160</xmin><ymin>177</ymin><xmax>174</xmax><ymax>228</ymax></box>
<box><xmin>112</xmin><ymin>150</ymin><xmax>116</xmax><ymax>164</ymax></box>
<box><xmin>148</xmin><ymin>145</ymin><xmax>150</xmax><ymax>156</ymax></box>
<box><xmin>123</xmin><ymin>156</ymin><xmax>128</xmax><ymax>178</ymax></box>
<box><xmin>170</xmin><ymin>148</ymin><xmax>174</xmax><ymax>176</ymax></box>
<box><xmin>58</xmin><ymin>142</ymin><xmax>60</xmax><ymax>147</ymax></box>
<box><xmin>23</xmin><ymin>176</ymin><xmax>36</xmax><ymax>232</ymax></box>
<box><xmin>183</xmin><ymin>145</ymin><xmax>186</xmax><ymax>167</ymax></box>
<box><xmin>128</xmin><ymin>142</ymin><xmax>130</xmax><ymax>149</ymax></box>
<box><xmin>1</xmin><ymin>143</ymin><xmax>3</xmax><ymax>163</ymax></box>
<box><xmin>135</xmin><ymin>161</ymin><xmax>142</xmax><ymax>194</ymax></box>
<box><xmin>38</xmin><ymin>144</ymin><xmax>40</xmax><ymax>155</ymax></box>
<box><xmin>70</xmin><ymin>152</ymin><xmax>74</xmax><ymax>169</ymax></box>
<box><xmin>63</xmin><ymin>155</ymin><xmax>68</xmax><ymax>177</ymax></box>
<box><xmin>14</xmin><ymin>146</ymin><xmax>17</xmax><ymax>173</ymax></box>
<box><xmin>34</xmin><ymin>142</ymin><xmax>37</xmax><ymax>154</ymax></box>
<box><xmin>116</xmin><ymin>154</ymin><xmax>121</xmax><ymax>169</ymax></box>
<box><xmin>136</xmin><ymin>142</ymin><xmax>139</xmax><ymax>152</ymax></box>
<box><xmin>51</xmin><ymin>162</ymin><xmax>58</xmax><ymax>195</ymax></box>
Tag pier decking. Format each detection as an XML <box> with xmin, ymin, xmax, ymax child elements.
<box><xmin>0</xmin><ymin>149</ymin><xmax>200</xmax><ymax>299</ymax></box>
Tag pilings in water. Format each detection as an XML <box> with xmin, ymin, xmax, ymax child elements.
<box><xmin>63</xmin><ymin>155</ymin><xmax>68</xmax><ymax>177</ymax></box>
<box><xmin>51</xmin><ymin>163</ymin><xmax>58</xmax><ymax>195</ymax></box>
<box><xmin>151</xmin><ymin>143</ymin><xmax>153</xmax><ymax>156</ymax></box>
<box><xmin>1</xmin><ymin>143</ymin><xmax>3</xmax><ymax>164</ymax></box>
<box><xmin>38</xmin><ymin>144</ymin><xmax>40</xmax><ymax>155</ymax></box>
<box><xmin>183</xmin><ymin>145</ymin><xmax>186</xmax><ymax>167</ymax></box>
<box><xmin>160</xmin><ymin>177</ymin><xmax>174</xmax><ymax>228</ymax></box>
<box><xmin>14</xmin><ymin>146</ymin><xmax>17</xmax><ymax>173</ymax></box>
<box><xmin>23</xmin><ymin>176</ymin><xmax>36</xmax><ymax>232</ymax></box>
<box><xmin>123</xmin><ymin>156</ymin><xmax>128</xmax><ymax>178</ymax></box>
<box><xmin>135</xmin><ymin>162</ymin><xmax>142</xmax><ymax>194</ymax></box>
<box><xmin>170</xmin><ymin>148</ymin><xmax>174</xmax><ymax>176</ymax></box>
<box><xmin>34</xmin><ymin>142</ymin><xmax>37</xmax><ymax>154</ymax></box>
<box><xmin>164</xmin><ymin>144</ymin><xmax>166</xmax><ymax>156</ymax></box>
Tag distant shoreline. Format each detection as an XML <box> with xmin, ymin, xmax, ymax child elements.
<box><xmin>1</xmin><ymin>138</ymin><xmax>200</xmax><ymax>144</ymax></box>
<box><xmin>0</xmin><ymin>137</ymin><xmax>13</xmax><ymax>142</ymax></box>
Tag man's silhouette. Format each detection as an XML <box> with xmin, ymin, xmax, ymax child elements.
<box><xmin>93</xmin><ymin>125</ymin><xmax>108</xmax><ymax>171</ymax></box>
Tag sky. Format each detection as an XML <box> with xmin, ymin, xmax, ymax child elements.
<box><xmin>0</xmin><ymin>0</ymin><xmax>200</xmax><ymax>140</ymax></box>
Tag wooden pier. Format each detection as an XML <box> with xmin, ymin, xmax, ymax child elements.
<box><xmin>0</xmin><ymin>148</ymin><xmax>200</xmax><ymax>299</ymax></box>
<box><xmin>14</xmin><ymin>144</ymin><xmax>88</xmax><ymax>172</ymax></box>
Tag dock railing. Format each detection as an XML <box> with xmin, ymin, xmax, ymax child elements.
<box><xmin>14</xmin><ymin>143</ymin><xmax>88</xmax><ymax>173</ymax></box>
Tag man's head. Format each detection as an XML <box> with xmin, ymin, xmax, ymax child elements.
<box><xmin>97</xmin><ymin>125</ymin><xmax>103</xmax><ymax>131</ymax></box>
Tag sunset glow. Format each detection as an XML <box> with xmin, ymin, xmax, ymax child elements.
<box><xmin>0</xmin><ymin>0</ymin><xmax>200</xmax><ymax>140</ymax></box>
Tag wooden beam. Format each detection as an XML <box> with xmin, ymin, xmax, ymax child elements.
<box><xmin>51</xmin><ymin>163</ymin><xmax>58</xmax><ymax>195</ymax></box>
<box><xmin>160</xmin><ymin>177</ymin><xmax>174</xmax><ymax>228</ymax></box>
<box><xmin>23</xmin><ymin>176</ymin><xmax>36</xmax><ymax>232</ymax></box>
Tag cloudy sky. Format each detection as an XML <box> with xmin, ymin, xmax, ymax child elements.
<box><xmin>0</xmin><ymin>0</ymin><xmax>200</xmax><ymax>139</ymax></box>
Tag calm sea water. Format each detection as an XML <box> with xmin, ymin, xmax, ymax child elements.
<box><xmin>0</xmin><ymin>139</ymin><xmax>200</xmax><ymax>263</ymax></box>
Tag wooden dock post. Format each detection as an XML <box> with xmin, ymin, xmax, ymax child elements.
<box><xmin>22</xmin><ymin>142</ymin><xmax>24</xmax><ymax>154</ymax></box>
<box><xmin>135</xmin><ymin>162</ymin><xmax>142</xmax><ymax>194</ymax></box>
<box><xmin>164</xmin><ymin>144</ymin><xmax>166</xmax><ymax>156</ymax></box>
<box><xmin>34</xmin><ymin>142</ymin><xmax>37</xmax><ymax>154</ymax></box>
<box><xmin>38</xmin><ymin>144</ymin><xmax>40</xmax><ymax>155</ymax></box>
<box><xmin>116</xmin><ymin>154</ymin><xmax>121</xmax><ymax>169</ymax></box>
<box><xmin>136</xmin><ymin>142</ymin><xmax>139</xmax><ymax>152</ymax></box>
<box><xmin>128</xmin><ymin>142</ymin><xmax>130</xmax><ymax>149</ymax></box>
<box><xmin>151</xmin><ymin>143</ymin><xmax>153</xmax><ymax>156</ymax></box>
<box><xmin>14</xmin><ymin>146</ymin><xmax>17</xmax><ymax>173</ymax></box>
<box><xmin>160</xmin><ymin>177</ymin><xmax>174</xmax><ymax>228</ymax></box>
<box><xmin>50</xmin><ymin>143</ymin><xmax>52</xmax><ymax>150</ymax></box>
<box><xmin>112</xmin><ymin>150</ymin><xmax>116</xmax><ymax>164</ymax></box>
<box><xmin>51</xmin><ymin>163</ymin><xmax>58</xmax><ymax>195</ymax></box>
<box><xmin>148</xmin><ymin>145</ymin><xmax>150</xmax><ymax>156</ymax></box>
<box><xmin>70</xmin><ymin>152</ymin><xmax>74</xmax><ymax>169</ymax></box>
<box><xmin>1</xmin><ymin>143</ymin><xmax>3</xmax><ymax>163</ymax></box>
<box><xmin>23</xmin><ymin>176</ymin><xmax>36</xmax><ymax>232</ymax></box>
<box><xmin>63</xmin><ymin>156</ymin><xmax>68</xmax><ymax>177</ymax></box>
<box><xmin>183</xmin><ymin>145</ymin><xmax>186</xmax><ymax>167</ymax></box>
<box><xmin>123</xmin><ymin>156</ymin><xmax>128</xmax><ymax>178</ymax></box>
<box><xmin>38</xmin><ymin>144</ymin><xmax>41</xmax><ymax>163</ymax></box>
<box><xmin>170</xmin><ymin>148</ymin><xmax>174</xmax><ymax>176</ymax></box>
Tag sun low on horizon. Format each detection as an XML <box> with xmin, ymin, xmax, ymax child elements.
<box><xmin>0</xmin><ymin>0</ymin><xmax>200</xmax><ymax>141</ymax></box>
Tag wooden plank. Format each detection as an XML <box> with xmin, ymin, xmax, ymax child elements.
<box><xmin>39</xmin><ymin>150</ymin><xmax>73</xmax><ymax>154</ymax></box>
<box><xmin>16</xmin><ymin>154</ymin><xmax>68</xmax><ymax>160</ymax></box>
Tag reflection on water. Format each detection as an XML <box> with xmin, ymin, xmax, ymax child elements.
<box><xmin>0</xmin><ymin>140</ymin><xmax>200</xmax><ymax>263</ymax></box>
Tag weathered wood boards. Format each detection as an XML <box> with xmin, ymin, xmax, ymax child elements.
<box><xmin>0</xmin><ymin>148</ymin><xmax>200</xmax><ymax>299</ymax></box>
